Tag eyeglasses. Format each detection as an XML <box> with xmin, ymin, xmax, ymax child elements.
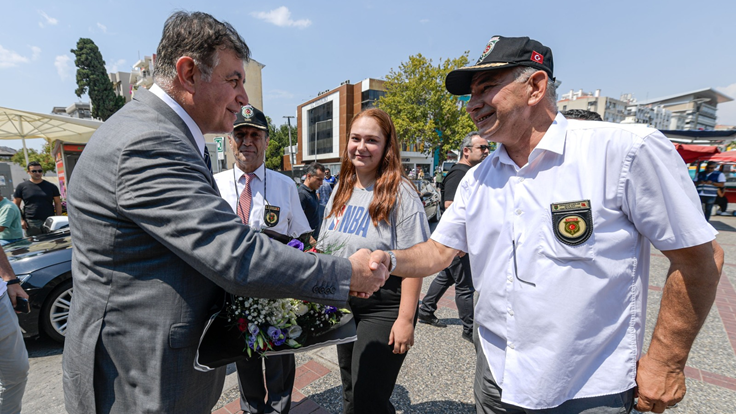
<box><xmin>475</xmin><ymin>145</ymin><xmax>491</xmax><ymax>151</ymax></box>
<box><xmin>30</xmin><ymin>170</ymin><xmax>43</xmax><ymax>173</ymax></box>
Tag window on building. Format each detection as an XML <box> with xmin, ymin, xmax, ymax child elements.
<box><xmin>307</xmin><ymin>101</ymin><xmax>333</xmax><ymax>156</ymax></box>
<box><xmin>361</xmin><ymin>90</ymin><xmax>386</xmax><ymax>110</ymax></box>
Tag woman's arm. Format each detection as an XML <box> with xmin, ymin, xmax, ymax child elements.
<box><xmin>389</xmin><ymin>276</ymin><xmax>422</xmax><ymax>354</ymax></box>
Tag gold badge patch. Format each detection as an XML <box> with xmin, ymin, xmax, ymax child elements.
<box><xmin>263</xmin><ymin>205</ymin><xmax>280</xmax><ymax>227</ymax></box>
<box><xmin>550</xmin><ymin>200</ymin><xmax>593</xmax><ymax>246</ymax></box>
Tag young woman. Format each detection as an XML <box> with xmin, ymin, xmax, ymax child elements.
<box><xmin>317</xmin><ymin>108</ymin><xmax>430</xmax><ymax>414</ymax></box>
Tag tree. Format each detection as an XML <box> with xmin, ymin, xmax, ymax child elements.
<box><xmin>265</xmin><ymin>118</ymin><xmax>297</xmax><ymax>171</ymax></box>
<box><xmin>12</xmin><ymin>142</ymin><xmax>55</xmax><ymax>172</ymax></box>
<box><xmin>71</xmin><ymin>38</ymin><xmax>125</xmax><ymax>121</ymax></box>
<box><xmin>377</xmin><ymin>53</ymin><xmax>476</xmax><ymax>163</ymax></box>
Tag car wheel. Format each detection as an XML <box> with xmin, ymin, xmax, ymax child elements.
<box><xmin>41</xmin><ymin>278</ymin><xmax>73</xmax><ymax>343</ymax></box>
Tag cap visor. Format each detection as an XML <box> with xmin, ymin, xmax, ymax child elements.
<box><xmin>445</xmin><ymin>62</ymin><xmax>517</xmax><ymax>95</ymax></box>
<box><xmin>233</xmin><ymin>122</ymin><xmax>268</xmax><ymax>131</ymax></box>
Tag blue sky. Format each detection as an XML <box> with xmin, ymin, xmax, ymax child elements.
<box><xmin>2</xmin><ymin>0</ymin><xmax>735</xmax><ymax>151</ymax></box>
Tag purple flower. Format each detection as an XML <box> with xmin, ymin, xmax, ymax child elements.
<box><xmin>246</xmin><ymin>335</ymin><xmax>257</xmax><ymax>350</ymax></box>
<box><xmin>324</xmin><ymin>306</ymin><xmax>337</xmax><ymax>315</ymax></box>
<box><xmin>267</xmin><ymin>326</ymin><xmax>286</xmax><ymax>346</ymax></box>
<box><xmin>287</xmin><ymin>239</ymin><xmax>305</xmax><ymax>251</ymax></box>
<box><xmin>248</xmin><ymin>323</ymin><xmax>259</xmax><ymax>336</ymax></box>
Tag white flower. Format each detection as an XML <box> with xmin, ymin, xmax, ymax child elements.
<box><xmin>295</xmin><ymin>303</ymin><xmax>309</xmax><ymax>316</ymax></box>
<box><xmin>288</xmin><ymin>325</ymin><xmax>303</xmax><ymax>338</ymax></box>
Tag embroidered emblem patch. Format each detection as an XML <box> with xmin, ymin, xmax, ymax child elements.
<box><xmin>476</xmin><ymin>36</ymin><xmax>500</xmax><ymax>64</ymax></box>
<box><xmin>264</xmin><ymin>205</ymin><xmax>280</xmax><ymax>227</ymax></box>
<box><xmin>242</xmin><ymin>106</ymin><xmax>254</xmax><ymax>119</ymax></box>
<box><xmin>531</xmin><ymin>50</ymin><xmax>544</xmax><ymax>64</ymax></box>
<box><xmin>550</xmin><ymin>200</ymin><xmax>593</xmax><ymax>246</ymax></box>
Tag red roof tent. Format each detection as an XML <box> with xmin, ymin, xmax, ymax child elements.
<box><xmin>674</xmin><ymin>144</ymin><xmax>720</xmax><ymax>163</ymax></box>
<box><xmin>698</xmin><ymin>150</ymin><xmax>736</xmax><ymax>163</ymax></box>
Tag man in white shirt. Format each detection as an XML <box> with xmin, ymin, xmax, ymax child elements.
<box><xmin>374</xmin><ymin>36</ymin><xmax>723</xmax><ymax>413</ymax></box>
<box><xmin>214</xmin><ymin>105</ymin><xmax>312</xmax><ymax>414</ymax></box>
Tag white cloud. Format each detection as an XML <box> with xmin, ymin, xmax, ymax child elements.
<box><xmin>716</xmin><ymin>83</ymin><xmax>736</xmax><ymax>127</ymax></box>
<box><xmin>55</xmin><ymin>55</ymin><xmax>72</xmax><ymax>80</ymax></box>
<box><xmin>250</xmin><ymin>7</ymin><xmax>311</xmax><ymax>29</ymax></box>
<box><xmin>0</xmin><ymin>45</ymin><xmax>29</xmax><ymax>69</ymax></box>
<box><xmin>420</xmin><ymin>19</ymin><xmax>430</xmax><ymax>24</ymax></box>
<box><xmin>265</xmin><ymin>89</ymin><xmax>295</xmax><ymax>100</ymax></box>
<box><xmin>97</xmin><ymin>22</ymin><xmax>107</xmax><ymax>33</ymax></box>
<box><xmin>38</xmin><ymin>10</ymin><xmax>58</xmax><ymax>28</ymax></box>
<box><xmin>31</xmin><ymin>46</ymin><xmax>41</xmax><ymax>61</ymax></box>
<box><xmin>106</xmin><ymin>58</ymin><xmax>127</xmax><ymax>73</ymax></box>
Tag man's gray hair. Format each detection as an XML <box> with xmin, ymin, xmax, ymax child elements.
<box><xmin>514</xmin><ymin>66</ymin><xmax>557</xmax><ymax>106</ymax></box>
<box><xmin>306</xmin><ymin>162</ymin><xmax>325</xmax><ymax>176</ymax></box>
<box><xmin>153</xmin><ymin>11</ymin><xmax>250</xmax><ymax>86</ymax></box>
<box><xmin>461</xmin><ymin>131</ymin><xmax>481</xmax><ymax>149</ymax></box>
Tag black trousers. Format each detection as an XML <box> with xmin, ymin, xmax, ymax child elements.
<box><xmin>419</xmin><ymin>254</ymin><xmax>474</xmax><ymax>335</ymax></box>
<box><xmin>237</xmin><ymin>354</ymin><xmax>296</xmax><ymax>414</ymax></box>
<box><xmin>337</xmin><ymin>277</ymin><xmax>416</xmax><ymax>414</ymax></box>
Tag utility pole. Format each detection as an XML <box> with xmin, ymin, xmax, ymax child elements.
<box><xmin>283</xmin><ymin>115</ymin><xmax>296</xmax><ymax>177</ymax></box>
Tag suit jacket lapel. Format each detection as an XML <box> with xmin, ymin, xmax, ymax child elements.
<box><xmin>133</xmin><ymin>88</ymin><xmax>217</xmax><ymax>188</ymax></box>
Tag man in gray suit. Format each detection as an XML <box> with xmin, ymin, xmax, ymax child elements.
<box><xmin>63</xmin><ymin>11</ymin><xmax>388</xmax><ymax>414</ymax></box>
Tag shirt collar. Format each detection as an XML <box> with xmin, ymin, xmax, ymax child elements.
<box><xmin>149</xmin><ymin>84</ymin><xmax>206</xmax><ymax>157</ymax></box>
<box><xmin>232</xmin><ymin>162</ymin><xmax>265</xmax><ymax>183</ymax></box>
<box><xmin>490</xmin><ymin>112</ymin><xmax>568</xmax><ymax>167</ymax></box>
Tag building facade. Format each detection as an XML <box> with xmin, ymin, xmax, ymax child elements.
<box><xmin>294</xmin><ymin>78</ymin><xmax>435</xmax><ymax>177</ymax></box>
<box><xmin>557</xmin><ymin>89</ymin><xmax>627</xmax><ymax>123</ymax></box>
<box><xmin>635</xmin><ymin>89</ymin><xmax>733</xmax><ymax>131</ymax></box>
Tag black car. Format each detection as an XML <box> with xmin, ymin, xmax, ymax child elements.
<box><xmin>7</xmin><ymin>228</ymin><xmax>72</xmax><ymax>343</ymax></box>
<box><xmin>413</xmin><ymin>179</ymin><xmax>442</xmax><ymax>222</ymax></box>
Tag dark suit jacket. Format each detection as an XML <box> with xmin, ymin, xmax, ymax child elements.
<box><xmin>62</xmin><ymin>88</ymin><xmax>352</xmax><ymax>413</ymax></box>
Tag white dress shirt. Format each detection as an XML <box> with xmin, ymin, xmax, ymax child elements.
<box><xmin>214</xmin><ymin>163</ymin><xmax>311</xmax><ymax>238</ymax></box>
<box><xmin>432</xmin><ymin>113</ymin><xmax>716</xmax><ymax>409</ymax></box>
<box><xmin>149</xmin><ymin>84</ymin><xmax>206</xmax><ymax>157</ymax></box>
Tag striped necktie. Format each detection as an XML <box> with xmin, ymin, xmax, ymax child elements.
<box><xmin>238</xmin><ymin>173</ymin><xmax>255</xmax><ymax>224</ymax></box>
<box><xmin>203</xmin><ymin>146</ymin><xmax>212</xmax><ymax>174</ymax></box>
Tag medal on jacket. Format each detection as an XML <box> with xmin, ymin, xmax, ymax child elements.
<box><xmin>550</xmin><ymin>200</ymin><xmax>593</xmax><ymax>246</ymax></box>
<box><xmin>264</xmin><ymin>205</ymin><xmax>280</xmax><ymax>227</ymax></box>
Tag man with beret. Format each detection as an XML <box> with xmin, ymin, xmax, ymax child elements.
<box><xmin>214</xmin><ymin>105</ymin><xmax>311</xmax><ymax>414</ymax></box>
<box><xmin>374</xmin><ymin>36</ymin><xmax>722</xmax><ymax>413</ymax></box>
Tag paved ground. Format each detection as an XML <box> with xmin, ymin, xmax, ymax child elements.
<box><xmin>19</xmin><ymin>216</ymin><xmax>736</xmax><ymax>413</ymax></box>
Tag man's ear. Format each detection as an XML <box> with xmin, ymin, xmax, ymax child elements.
<box><xmin>527</xmin><ymin>71</ymin><xmax>549</xmax><ymax>107</ymax></box>
<box><xmin>176</xmin><ymin>56</ymin><xmax>198</xmax><ymax>94</ymax></box>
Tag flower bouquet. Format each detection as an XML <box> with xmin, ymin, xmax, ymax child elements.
<box><xmin>194</xmin><ymin>234</ymin><xmax>356</xmax><ymax>372</ymax></box>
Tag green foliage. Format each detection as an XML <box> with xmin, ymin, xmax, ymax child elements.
<box><xmin>12</xmin><ymin>143</ymin><xmax>55</xmax><ymax>172</ymax></box>
<box><xmin>265</xmin><ymin>117</ymin><xmax>297</xmax><ymax>171</ymax></box>
<box><xmin>71</xmin><ymin>38</ymin><xmax>125</xmax><ymax>121</ymax></box>
<box><xmin>377</xmin><ymin>53</ymin><xmax>476</xmax><ymax>163</ymax></box>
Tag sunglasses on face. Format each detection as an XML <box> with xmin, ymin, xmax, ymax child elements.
<box><xmin>30</xmin><ymin>170</ymin><xmax>43</xmax><ymax>173</ymax></box>
<box><xmin>471</xmin><ymin>145</ymin><xmax>490</xmax><ymax>151</ymax></box>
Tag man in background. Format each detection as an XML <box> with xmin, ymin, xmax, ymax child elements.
<box><xmin>299</xmin><ymin>162</ymin><xmax>325</xmax><ymax>242</ymax></box>
<box><xmin>0</xmin><ymin>192</ymin><xmax>23</xmax><ymax>245</ymax></box>
<box><xmin>695</xmin><ymin>161</ymin><xmax>726</xmax><ymax>221</ymax></box>
<box><xmin>418</xmin><ymin>131</ymin><xmax>488</xmax><ymax>344</ymax></box>
<box><xmin>14</xmin><ymin>161</ymin><xmax>62</xmax><ymax>236</ymax></box>
<box><xmin>215</xmin><ymin>105</ymin><xmax>312</xmax><ymax>414</ymax></box>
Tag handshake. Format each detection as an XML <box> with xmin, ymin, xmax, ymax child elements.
<box><xmin>347</xmin><ymin>249</ymin><xmax>392</xmax><ymax>298</ymax></box>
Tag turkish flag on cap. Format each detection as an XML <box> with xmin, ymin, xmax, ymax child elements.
<box><xmin>531</xmin><ymin>51</ymin><xmax>544</xmax><ymax>64</ymax></box>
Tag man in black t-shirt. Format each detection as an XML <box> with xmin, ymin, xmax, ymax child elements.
<box><xmin>13</xmin><ymin>162</ymin><xmax>62</xmax><ymax>236</ymax></box>
<box><xmin>299</xmin><ymin>162</ymin><xmax>325</xmax><ymax>243</ymax></box>
<box><xmin>418</xmin><ymin>131</ymin><xmax>489</xmax><ymax>343</ymax></box>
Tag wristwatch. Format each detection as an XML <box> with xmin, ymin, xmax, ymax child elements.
<box><xmin>387</xmin><ymin>251</ymin><xmax>397</xmax><ymax>273</ymax></box>
<box><xmin>5</xmin><ymin>278</ymin><xmax>20</xmax><ymax>286</ymax></box>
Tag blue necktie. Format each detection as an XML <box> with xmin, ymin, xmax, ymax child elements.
<box><xmin>203</xmin><ymin>146</ymin><xmax>212</xmax><ymax>174</ymax></box>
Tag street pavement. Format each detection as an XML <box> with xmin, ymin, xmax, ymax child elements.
<box><xmin>20</xmin><ymin>216</ymin><xmax>736</xmax><ymax>413</ymax></box>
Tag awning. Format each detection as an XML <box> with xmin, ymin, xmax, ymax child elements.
<box><xmin>0</xmin><ymin>106</ymin><xmax>102</xmax><ymax>164</ymax></box>
<box><xmin>674</xmin><ymin>144</ymin><xmax>720</xmax><ymax>163</ymax></box>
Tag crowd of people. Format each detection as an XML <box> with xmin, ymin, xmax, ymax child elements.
<box><xmin>0</xmin><ymin>10</ymin><xmax>727</xmax><ymax>414</ymax></box>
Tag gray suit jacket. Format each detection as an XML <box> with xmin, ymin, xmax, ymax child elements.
<box><xmin>62</xmin><ymin>88</ymin><xmax>352</xmax><ymax>414</ymax></box>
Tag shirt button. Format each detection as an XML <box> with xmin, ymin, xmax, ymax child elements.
<box><xmin>508</xmin><ymin>342</ymin><xmax>515</xmax><ymax>350</ymax></box>
<box><xmin>517</xmin><ymin>177</ymin><xmax>525</xmax><ymax>183</ymax></box>
<box><xmin>507</xmin><ymin>274</ymin><xmax>513</xmax><ymax>282</ymax></box>
<box><xmin>515</xmin><ymin>209</ymin><xmax>522</xmax><ymax>215</ymax></box>
<box><xmin>508</xmin><ymin>309</ymin><xmax>514</xmax><ymax>316</ymax></box>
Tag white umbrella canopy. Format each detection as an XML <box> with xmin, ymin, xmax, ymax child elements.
<box><xmin>0</xmin><ymin>106</ymin><xmax>103</xmax><ymax>164</ymax></box>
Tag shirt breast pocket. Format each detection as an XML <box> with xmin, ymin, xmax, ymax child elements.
<box><xmin>537</xmin><ymin>211</ymin><xmax>595</xmax><ymax>262</ymax></box>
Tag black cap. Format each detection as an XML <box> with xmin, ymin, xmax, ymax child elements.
<box><xmin>233</xmin><ymin>105</ymin><xmax>268</xmax><ymax>131</ymax></box>
<box><xmin>445</xmin><ymin>36</ymin><xmax>554</xmax><ymax>96</ymax></box>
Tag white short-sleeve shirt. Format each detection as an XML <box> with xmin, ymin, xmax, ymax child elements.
<box><xmin>432</xmin><ymin>113</ymin><xmax>716</xmax><ymax>409</ymax></box>
<box><xmin>214</xmin><ymin>164</ymin><xmax>312</xmax><ymax>238</ymax></box>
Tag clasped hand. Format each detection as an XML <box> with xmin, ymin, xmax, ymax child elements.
<box><xmin>348</xmin><ymin>249</ymin><xmax>391</xmax><ymax>298</ymax></box>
